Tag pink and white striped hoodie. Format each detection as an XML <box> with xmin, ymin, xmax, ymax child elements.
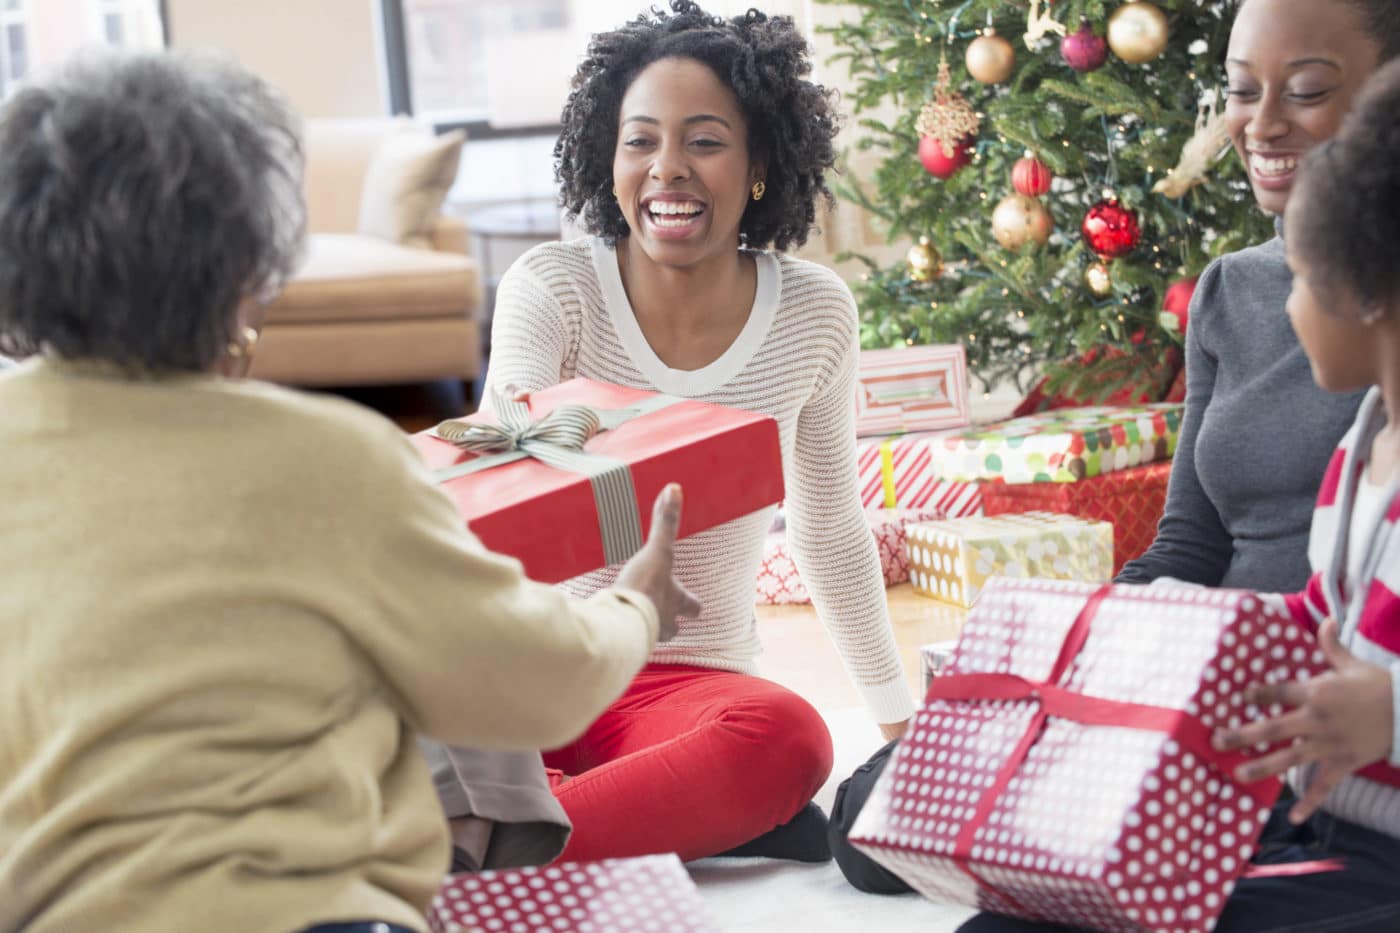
<box><xmin>1283</xmin><ymin>387</ymin><xmax>1400</xmax><ymax>837</ymax></box>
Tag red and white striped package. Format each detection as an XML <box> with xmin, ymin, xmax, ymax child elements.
<box><xmin>856</xmin><ymin>431</ymin><xmax>985</xmax><ymax>514</ymax></box>
<box><xmin>855</xmin><ymin>345</ymin><xmax>971</xmax><ymax>437</ymax></box>
<box><xmin>851</xmin><ymin>579</ymin><xmax>1329</xmax><ymax>933</ymax></box>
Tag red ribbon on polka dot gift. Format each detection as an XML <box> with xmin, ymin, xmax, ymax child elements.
<box><xmin>922</xmin><ymin>584</ymin><xmax>1336</xmax><ymax>914</ymax></box>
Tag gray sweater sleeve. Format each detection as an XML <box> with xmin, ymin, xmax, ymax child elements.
<box><xmin>1116</xmin><ymin>260</ymin><xmax>1234</xmax><ymax>586</ymax></box>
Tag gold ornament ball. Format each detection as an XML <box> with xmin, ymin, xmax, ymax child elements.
<box><xmin>991</xmin><ymin>194</ymin><xmax>1053</xmax><ymax>250</ymax></box>
<box><xmin>1108</xmin><ymin>2</ymin><xmax>1169</xmax><ymax>65</ymax></box>
<box><xmin>906</xmin><ymin>238</ymin><xmax>943</xmax><ymax>282</ymax></box>
<box><xmin>1086</xmin><ymin>261</ymin><xmax>1113</xmax><ymax>296</ymax></box>
<box><xmin>965</xmin><ymin>31</ymin><xmax>1016</xmax><ymax>84</ymax></box>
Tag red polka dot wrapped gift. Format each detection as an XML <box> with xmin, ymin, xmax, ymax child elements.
<box><xmin>849</xmin><ymin>578</ymin><xmax>1330</xmax><ymax>933</ymax></box>
<box><xmin>426</xmin><ymin>854</ymin><xmax>720</xmax><ymax>933</ymax></box>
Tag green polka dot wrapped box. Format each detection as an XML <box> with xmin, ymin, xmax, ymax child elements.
<box><xmin>907</xmin><ymin>512</ymin><xmax>1113</xmax><ymax>608</ymax></box>
<box><xmin>929</xmin><ymin>404</ymin><xmax>1183</xmax><ymax>485</ymax></box>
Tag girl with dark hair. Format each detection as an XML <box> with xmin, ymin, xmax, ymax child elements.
<box><xmin>947</xmin><ymin>56</ymin><xmax>1400</xmax><ymax>933</ymax></box>
<box><xmin>830</xmin><ymin>0</ymin><xmax>1400</xmax><ymax>913</ymax></box>
<box><xmin>442</xmin><ymin>0</ymin><xmax>917</xmax><ymax>864</ymax></box>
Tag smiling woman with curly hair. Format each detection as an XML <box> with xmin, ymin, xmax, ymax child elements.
<box><xmin>425</xmin><ymin>1</ymin><xmax>917</xmax><ymax>866</ymax></box>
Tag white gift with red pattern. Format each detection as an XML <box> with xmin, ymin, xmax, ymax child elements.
<box><xmin>426</xmin><ymin>854</ymin><xmax>720</xmax><ymax>933</ymax></box>
<box><xmin>756</xmin><ymin>507</ymin><xmax>941</xmax><ymax>605</ymax></box>
<box><xmin>850</xmin><ymin>579</ymin><xmax>1329</xmax><ymax>933</ymax></box>
<box><xmin>854</xmin><ymin>344</ymin><xmax>970</xmax><ymax>437</ymax></box>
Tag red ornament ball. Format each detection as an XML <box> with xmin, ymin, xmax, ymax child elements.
<box><xmin>1082</xmin><ymin>198</ymin><xmax>1141</xmax><ymax>258</ymax></box>
<box><xmin>1161</xmin><ymin>275</ymin><xmax>1198</xmax><ymax>334</ymax></box>
<box><xmin>1012</xmin><ymin>155</ymin><xmax>1054</xmax><ymax>197</ymax></box>
<box><xmin>1061</xmin><ymin>18</ymin><xmax>1108</xmax><ymax>73</ymax></box>
<box><xmin>919</xmin><ymin>134</ymin><xmax>974</xmax><ymax>180</ymax></box>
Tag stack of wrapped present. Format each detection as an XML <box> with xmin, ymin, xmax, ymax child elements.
<box><xmin>426</xmin><ymin>854</ymin><xmax>720</xmax><ymax>933</ymax></box>
<box><xmin>852</xmin><ymin>578</ymin><xmax>1328</xmax><ymax>933</ymax></box>
<box><xmin>923</xmin><ymin>403</ymin><xmax>1182</xmax><ymax>575</ymax></box>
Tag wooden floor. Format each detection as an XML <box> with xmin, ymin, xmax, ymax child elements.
<box><xmin>755</xmin><ymin>584</ymin><xmax>966</xmax><ymax>712</ymax></box>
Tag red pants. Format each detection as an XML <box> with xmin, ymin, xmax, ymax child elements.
<box><xmin>542</xmin><ymin>664</ymin><xmax>834</xmax><ymax>863</ymax></box>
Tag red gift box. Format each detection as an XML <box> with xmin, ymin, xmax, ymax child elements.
<box><xmin>850</xmin><ymin>578</ymin><xmax>1327</xmax><ymax>933</ymax></box>
<box><xmin>755</xmin><ymin>507</ymin><xmax>940</xmax><ymax>605</ymax></box>
<box><xmin>855</xmin><ymin>345</ymin><xmax>971</xmax><ymax>437</ymax></box>
<box><xmin>426</xmin><ymin>854</ymin><xmax>721</xmax><ymax>933</ymax></box>
<box><xmin>981</xmin><ymin>460</ymin><xmax>1172</xmax><ymax>575</ymax></box>
<box><xmin>412</xmin><ymin>379</ymin><xmax>784</xmax><ymax>583</ymax></box>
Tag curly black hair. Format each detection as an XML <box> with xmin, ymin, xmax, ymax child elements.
<box><xmin>1291</xmin><ymin>57</ymin><xmax>1400</xmax><ymax>317</ymax></box>
<box><xmin>554</xmin><ymin>1</ymin><xmax>839</xmax><ymax>252</ymax></box>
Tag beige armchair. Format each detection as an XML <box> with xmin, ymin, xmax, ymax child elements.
<box><xmin>249</xmin><ymin>119</ymin><xmax>483</xmax><ymax>388</ymax></box>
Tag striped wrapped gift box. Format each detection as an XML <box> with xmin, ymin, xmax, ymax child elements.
<box><xmin>854</xmin><ymin>345</ymin><xmax>970</xmax><ymax>437</ymax></box>
<box><xmin>856</xmin><ymin>431</ymin><xmax>984</xmax><ymax>515</ymax></box>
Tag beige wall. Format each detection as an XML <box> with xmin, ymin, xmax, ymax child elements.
<box><xmin>165</xmin><ymin>0</ymin><xmax>386</xmax><ymax>118</ymax></box>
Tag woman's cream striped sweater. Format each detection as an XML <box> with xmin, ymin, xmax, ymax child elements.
<box><xmin>482</xmin><ymin>236</ymin><xmax>915</xmax><ymax>724</ymax></box>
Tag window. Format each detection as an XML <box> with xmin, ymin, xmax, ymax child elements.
<box><xmin>380</xmin><ymin>0</ymin><xmax>794</xmax><ymax>138</ymax></box>
<box><xmin>0</xmin><ymin>0</ymin><xmax>165</xmax><ymax>98</ymax></box>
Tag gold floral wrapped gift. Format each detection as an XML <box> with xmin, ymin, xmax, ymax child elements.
<box><xmin>905</xmin><ymin>511</ymin><xmax>1112</xmax><ymax>607</ymax></box>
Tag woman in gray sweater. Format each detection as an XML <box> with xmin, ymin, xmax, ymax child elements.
<box><xmin>1116</xmin><ymin>0</ymin><xmax>1400</xmax><ymax>592</ymax></box>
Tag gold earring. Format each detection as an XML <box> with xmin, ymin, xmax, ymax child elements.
<box><xmin>751</xmin><ymin>180</ymin><xmax>766</xmax><ymax>201</ymax></box>
<box><xmin>612</xmin><ymin>186</ymin><xmax>618</xmax><ymax>198</ymax></box>
<box><xmin>227</xmin><ymin>326</ymin><xmax>259</xmax><ymax>359</ymax></box>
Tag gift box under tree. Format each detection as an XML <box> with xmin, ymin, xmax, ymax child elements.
<box><xmin>426</xmin><ymin>854</ymin><xmax>720</xmax><ymax>933</ymax></box>
<box><xmin>854</xmin><ymin>344</ymin><xmax>971</xmax><ymax>437</ymax></box>
<box><xmin>412</xmin><ymin>379</ymin><xmax>784</xmax><ymax>583</ymax></box>
<box><xmin>756</xmin><ymin>507</ymin><xmax>941</xmax><ymax>605</ymax></box>
<box><xmin>906</xmin><ymin>512</ymin><xmax>1113</xmax><ymax>608</ymax></box>
<box><xmin>928</xmin><ymin>404</ymin><xmax>1183</xmax><ymax>485</ymax></box>
<box><xmin>856</xmin><ymin>431</ymin><xmax>985</xmax><ymax>513</ymax></box>
<box><xmin>981</xmin><ymin>460</ymin><xmax>1173</xmax><ymax>576</ymax></box>
<box><xmin>850</xmin><ymin>578</ymin><xmax>1328</xmax><ymax>933</ymax></box>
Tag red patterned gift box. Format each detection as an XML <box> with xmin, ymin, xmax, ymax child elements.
<box><xmin>412</xmin><ymin>379</ymin><xmax>784</xmax><ymax>584</ymax></box>
<box><xmin>855</xmin><ymin>344</ymin><xmax>971</xmax><ymax>437</ymax></box>
<box><xmin>856</xmin><ymin>432</ymin><xmax>985</xmax><ymax>513</ymax></box>
<box><xmin>850</xmin><ymin>578</ymin><xmax>1328</xmax><ymax>933</ymax></box>
<box><xmin>756</xmin><ymin>507</ymin><xmax>940</xmax><ymax>605</ymax></box>
<box><xmin>981</xmin><ymin>460</ymin><xmax>1173</xmax><ymax>576</ymax></box>
<box><xmin>426</xmin><ymin>854</ymin><xmax>721</xmax><ymax>933</ymax></box>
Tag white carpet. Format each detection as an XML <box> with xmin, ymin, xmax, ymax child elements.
<box><xmin>687</xmin><ymin>706</ymin><xmax>975</xmax><ymax>932</ymax></box>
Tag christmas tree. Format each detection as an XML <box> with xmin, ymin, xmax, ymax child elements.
<box><xmin>819</xmin><ymin>0</ymin><xmax>1272</xmax><ymax>397</ymax></box>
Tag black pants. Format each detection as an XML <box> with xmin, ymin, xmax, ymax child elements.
<box><xmin>830</xmin><ymin>741</ymin><xmax>1400</xmax><ymax>932</ymax></box>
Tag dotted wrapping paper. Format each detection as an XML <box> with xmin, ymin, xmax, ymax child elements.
<box><xmin>927</xmin><ymin>404</ymin><xmax>1182</xmax><ymax>485</ymax></box>
<box><xmin>426</xmin><ymin>854</ymin><xmax>720</xmax><ymax>933</ymax></box>
<box><xmin>906</xmin><ymin>512</ymin><xmax>1114</xmax><ymax>608</ymax></box>
<box><xmin>849</xmin><ymin>579</ymin><xmax>1329</xmax><ymax>933</ymax></box>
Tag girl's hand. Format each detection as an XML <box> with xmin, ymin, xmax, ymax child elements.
<box><xmin>1213</xmin><ymin>618</ymin><xmax>1395</xmax><ymax>824</ymax></box>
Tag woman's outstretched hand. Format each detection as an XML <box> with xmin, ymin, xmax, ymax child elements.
<box><xmin>616</xmin><ymin>484</ymin><xmax>703</xmax><ymax>643</ymax></box>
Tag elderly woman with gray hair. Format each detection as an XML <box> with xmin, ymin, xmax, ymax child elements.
<box><xmin>0</xmin><ymin>51</ymin><xmax>699</xmax><ymax>933</ymax></box>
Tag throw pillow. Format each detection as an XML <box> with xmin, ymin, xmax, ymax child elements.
<box><xmin>357</xmin><ymin>128</ymin><xmax>466</xmax><ymax>247</ymax></box>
